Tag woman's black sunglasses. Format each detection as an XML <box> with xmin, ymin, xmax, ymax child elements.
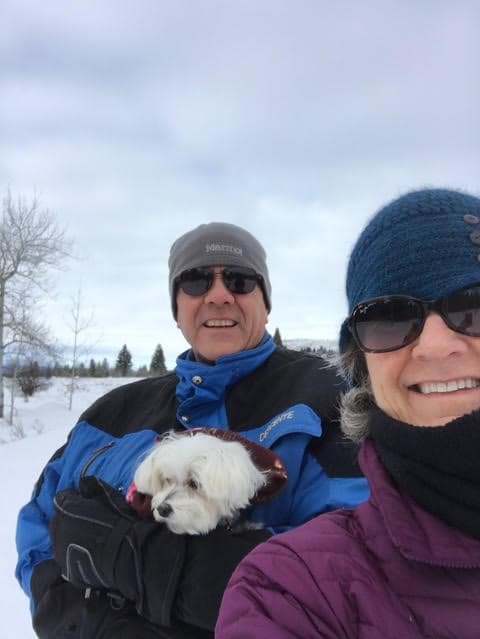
<box><xmin>348</xmin><ymin>283</ymin><xmax>480</xmax><ymax>353</ymax></box>
<box><xmin>176</xmin><ymin>266</ymin><xmax>262</xmax><ymax>297</ymax></box>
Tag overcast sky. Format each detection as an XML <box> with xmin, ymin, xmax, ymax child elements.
<box><xmin>2</xmin><ymin>0</ymin><xmax>479</xmax><ymax>368</ymax></box>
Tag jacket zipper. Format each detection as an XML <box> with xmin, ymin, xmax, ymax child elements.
<box><xmin>80</xmin><ymin>441</ymin><xmax>116</xmax><ymax>478</ymax></box>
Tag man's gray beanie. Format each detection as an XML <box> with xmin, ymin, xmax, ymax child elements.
<box><xmin>169</xmin><ymin>222</ymin><xmax>272</xmax><ymax>317</ymax></box>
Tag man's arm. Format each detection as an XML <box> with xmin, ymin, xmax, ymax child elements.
<box><xmin>227</xmin><ymin>350</ymin><xmax>369</xmax><ymax>531</ymax></box>
<box><xmin>15</xmin><ymin>454</ymin><xmax>162</xmax><ymax>639</ymax></box>
<box><xmin>49</xmin><ymin>476</ymin><xmax>272</xmax><ymax>632</ymax></box>
<box><xmin>15</xmin><ymin>421</ymin><xmax>183</xmax><ymax>638</ymax></box>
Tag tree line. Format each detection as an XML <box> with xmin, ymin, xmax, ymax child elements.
<box><xmin>7</xmin><ymin>343</ymin><xmax>168</xmax><ymax>391</ymax></box>
<box><xmin>110</xmin><ymin>343</ymin><xmax>167</xmax><ymax>377</ymax></box>
<box><xmin>272</xmin><ymin>327</ymin><xmax>336</xmax><ymax>357</ymax></box>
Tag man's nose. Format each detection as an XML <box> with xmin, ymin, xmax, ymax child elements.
<box><xmin>204</xmin><ymin>272</ymin><xmax>235</xmax><ymax>304</ymax></box>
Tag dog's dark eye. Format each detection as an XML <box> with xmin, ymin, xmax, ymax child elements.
<box><xmin>187</xmin><ymin>478</ymin><xmax>199</xmax><ymax>490</ymax></box>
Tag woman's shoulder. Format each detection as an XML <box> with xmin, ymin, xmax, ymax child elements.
<box><xmin>273</xmin><ymin>507</ymin><xmax>366</xmax><ymax>557</ymax></box>
<box><xmin>245</xmin><ymin>507</ymin><xmax>373</xmax><ymax>585</ymax></box>
<box><xmin>221</xmin><ymin>510</ymin><xmax>372</xmax><ymax>637</ymax></box>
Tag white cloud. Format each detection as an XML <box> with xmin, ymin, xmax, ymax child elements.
<box><xmin>1</xmin><ymin>0</ymin><xmax>479</xmax><ymax>368</ymax></box>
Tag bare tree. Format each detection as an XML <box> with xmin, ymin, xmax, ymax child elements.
<box><xmin>65</xmin><ymin>287</ymin><xmax>95</xmax><ymax>410</ymax></box>
<box><xmin>0</xmin><ymin>190</ymin><xmax>71</xmax><ymax>417</ymax></box>
<box><xmin>5</xmin><ymin>284</ymin><xmax>58</xmax><ymax>426</ymax></box>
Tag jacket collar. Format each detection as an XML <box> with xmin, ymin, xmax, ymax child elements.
<box><xmin>175</xmin><ymin>332</ymin><xmax>275</xmax><ymax>405</ymax></box>
<box><xmin>360</xmin><ymin>440</ymin><xmax>480</xmax><ymax>568</ymax></box>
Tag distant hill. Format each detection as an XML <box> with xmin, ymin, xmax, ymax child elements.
<box><xmin>283</xmin><ymin>338</ymin><xmax>338</xmax><ymax>352</ymax></box>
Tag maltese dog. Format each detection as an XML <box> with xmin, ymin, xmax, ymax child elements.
<box><xmin>127</xmin><ymin>428</ymin><xmax>287</xmax><ymax>535</ymax></box>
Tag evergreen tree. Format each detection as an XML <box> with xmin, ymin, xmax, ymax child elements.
<box><xmin>100</xmin><ymin>357</ymin><xmax>110</xmax><ymax>377</ymax></box>
<box><xmin>115</xmin><ymin>344</ymin><xmax>132</xmax><ymax>377</ymax></box>
<box><xmin>150</xmin><ymin>343</ymin><xmax>167</xmax><ymax>376</ymax></box>
<box><xmin>273</xmin><ymin>327</ymin><xmax>283</xmax><ymax>347</ymax></box>
<box><xmin>88</xmin><ymin>358</ymin><xmax>97</xmax><ymax>377</ymax></box>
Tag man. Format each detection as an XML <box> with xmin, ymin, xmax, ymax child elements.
<box><xmin>16</xmin><ymin>222</ymin><xmax>368</xmax><ymax>638</ymax></box>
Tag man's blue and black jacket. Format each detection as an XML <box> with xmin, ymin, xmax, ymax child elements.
<box><xmin>16</xmin><ymin>334</ymin><xmax>369</xmax><ymax>634</ymax></box>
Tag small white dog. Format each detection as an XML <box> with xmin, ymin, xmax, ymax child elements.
<box><xmin>128</xmin><ymin>429</ymin><xmax>286</xmax><ymax>535</ymax></box>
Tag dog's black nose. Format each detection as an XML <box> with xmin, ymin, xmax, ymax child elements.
<box><xmin>156</xmin><ymin>503</ymin><xmax>173</xmax><ymax>518</ymax></box>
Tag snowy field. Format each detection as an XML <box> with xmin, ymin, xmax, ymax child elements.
<box><xmin>0</xmin><ymin>377</ymin><xmax>143</xmax><ymax>639</ymax></box>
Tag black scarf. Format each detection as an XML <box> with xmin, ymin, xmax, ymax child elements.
<box><xmin>369</xmin><ymin>406</ymin><xmax>480</xmax><ymax>539</ymax></box>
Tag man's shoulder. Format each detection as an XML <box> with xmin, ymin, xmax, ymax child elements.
<box><xmin>79</xmin><ymin>373</ymin><xmax>178</xmax><ymax>435</ymax></box>
<box><xmin>226</xmin><ymin>347</ymin><xmax>345</xmax><ymax>429</ymax></box>
<box><xmin>262</xmin><ymin>346</ymin><xmax>345</xmax><ymax>388</ymax></box>
<box><xmin>269</xmin><ymin>345</ymin><xmax>327</xmax><ymax>364</ymax></box>
<box><xmin>84</xmin><ymin>373</ymin><xmax>177</xmax><ymax>406</ymax></box>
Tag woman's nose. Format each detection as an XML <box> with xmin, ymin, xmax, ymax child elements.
<box><xmin>411</xmin><ymin>312</ymin><xmax>468</xmax><ymax>358</ymax></box>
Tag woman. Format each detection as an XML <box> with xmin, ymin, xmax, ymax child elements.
<box><xmin>215</xmin><ymin>188</ymin><xmax>480</xmax><ymax>639</ymax></box>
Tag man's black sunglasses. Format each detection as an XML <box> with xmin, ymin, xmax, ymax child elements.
<box><xmin>176</xmin><ymin>266</ymin><xmax>262</xmax><ymax>297</ymax></box>
<box><xmin>348</xmin><ymin>283</ymin><xmax>480</xmax><ymax>353</ymax></box>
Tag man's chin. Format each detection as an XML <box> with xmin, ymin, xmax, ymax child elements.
<box><xmin>193</xmin><ymin>343</ymin><xmax>242</xmax><ymax>364</ymax></box>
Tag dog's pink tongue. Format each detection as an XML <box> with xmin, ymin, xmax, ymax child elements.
<box><xmin>126</xmin><ymin>482</ymin><xmax>152</xmax><ymax>519</ymax></box>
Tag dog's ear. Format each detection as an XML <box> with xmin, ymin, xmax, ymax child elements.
<box><xmin>187</xmin><ymin>428</ymin><xmax>288</xmax><ymax>504</ymax></box>
<box><xmin>197</xmin><ymin>440</ymin><xmax>267</xmax><ymax>509</ymax></box>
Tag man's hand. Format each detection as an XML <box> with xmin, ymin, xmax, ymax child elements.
<box><xmin>80</xmin><ymin>592</ymin><xmax>174</xmax><ymax>639</ymax></box>
<box><xmin>50</xmin><ymin>476</ymin><xmax>271</xmax><ymax>630</ymax></box>
<box><xmin>50</xmin><ymin>476</ymin><xmax>186</xmax><ymax>624</ymax></box>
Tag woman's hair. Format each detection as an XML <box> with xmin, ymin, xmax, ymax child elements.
<box><xmin>336</xmin><ymin>341</ymin><xmax>374</xmax><ymax>443</ymax></box>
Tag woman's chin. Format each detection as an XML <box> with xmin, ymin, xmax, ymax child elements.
<box><xmin>404</xmin><ymin>387</ymin><xmax>480</xmax><ymax>427</ymax></box>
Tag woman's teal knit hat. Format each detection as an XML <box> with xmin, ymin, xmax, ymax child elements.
<box><xmin>339</xmin><ymin>188</ymin><xmax>480</xmax><ymax>354</ymax></box>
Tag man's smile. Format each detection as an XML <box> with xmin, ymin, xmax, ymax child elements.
<box><xmin>203</xmin><ymin>319</ymin><xmax>238</xmax><ymax>328</ymax></box>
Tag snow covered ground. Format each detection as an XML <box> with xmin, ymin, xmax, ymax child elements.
<box><xmin>0</xmin><ymin>377</ymin><xmax>143</xmax><ymax>639</ymax></box>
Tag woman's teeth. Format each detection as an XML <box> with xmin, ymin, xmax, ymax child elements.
<box><xmin>418</xmin><ymin>379</ymin><xmax>480</xmax><ymax>394</ymax></box>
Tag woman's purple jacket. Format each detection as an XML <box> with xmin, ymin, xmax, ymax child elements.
<box><xmin>216</xmin><ymin>440</ymin><xmax>480</xmax><ymax>639</ymax></box>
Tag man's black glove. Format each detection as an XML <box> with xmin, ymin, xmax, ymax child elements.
<box><xmin>78</xmin><ymin>592</ymin><xmax>175</xmax><ymax>639</ymax></box>
<box><xmin>31</xmin><ymin>560</ymin><xmax>186</xmax><ymax>639</ymax></box>
<box><xmin>50</xmin><ymin>476</ymin><xmax>186</xmax><ymax>626</ymax></box>
<box><xmin>50</xmin><ymin>476</ymin><xmax>271</xmax><ymax>630</ymax></box>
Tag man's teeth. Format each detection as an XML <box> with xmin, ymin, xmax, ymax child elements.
<box><xmin>418</xmin><ymin>379</ymin><xmax>480</xmax><ymax>394</ymax></box>
<box><xmin>205</xmin><ymin>319</ymin><xmax>236</xmax><ymax>327</ymax></box>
